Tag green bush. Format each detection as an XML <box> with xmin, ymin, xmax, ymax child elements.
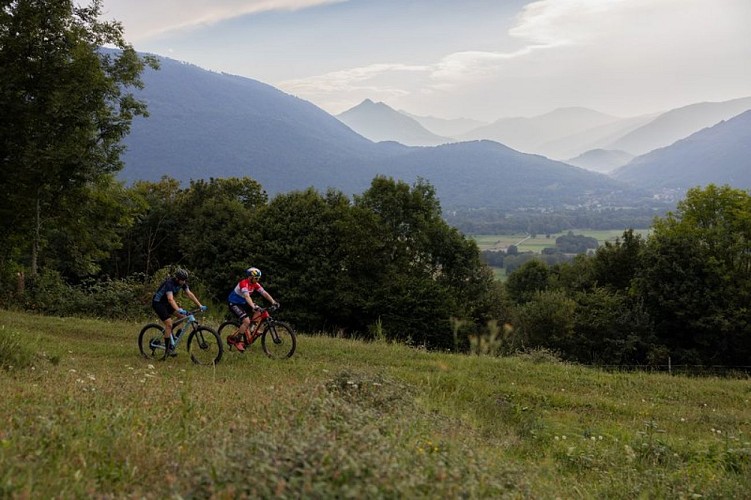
<box><xmin>0</xmin><ymin>328</ymin><xmax>35</xmax><ymax>371</ymax></box>
<box><xmin>13</xmin><ymin>270</ymin><xmax>151</xmax><ymax>320</ymax></box>
<box><xmin>5</xmin><ymin>266</ymin><xmax>213</xmax><ymax>321</ymax></box>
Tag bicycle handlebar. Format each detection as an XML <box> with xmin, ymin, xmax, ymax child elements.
<box><xmin>257</xmin><ymin>304</ymin><xmax>279</xmax><ymax>313</ymax></box>
<box><xmin>174</xmin><ymin>308</ymin><xmax>207</xmax><ymax>325</ymax></box>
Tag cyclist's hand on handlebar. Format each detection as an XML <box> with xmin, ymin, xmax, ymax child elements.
<box><xmin>272</xmin><ymin>302</ymin><xmax>280</xmax><ymax>310</ymax></box>
<box><xmin>177</xmin><ymin>308</ymin><xmax>188</xmax><ymax>315</ymax></box>
<box><xmin>200</xmin><ymin>305</ymin><xmax>208</xmax><ymax>312</ymax></box>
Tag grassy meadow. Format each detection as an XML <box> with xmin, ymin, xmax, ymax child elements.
<box><xmin>1</xmin><ymin>309</ymin><xmax>750</xmax><ymax>498</ymax></box>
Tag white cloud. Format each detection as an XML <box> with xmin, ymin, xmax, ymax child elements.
<box><xmin>103</xmin><ymin>0</ymin><xmax>751</xmax><ymax>119</ymax></box>
<box><xmin>282</xmin><ymin>63</ymin><xmax>429</xmax><ymax>93</ymax></box>
<box><xmin>101</xmin><ymin>0</ymin><xmax>347</xmax><ymax>41</ymax></box>
<box><xmin>282</xmin><ymin>0</ymin><xmax>751</xmax><ymax>118</ymax></box>
<box><xmin>509</xmin><ymin>0</ymin><xmax>632</xmax><ymax>46</ymax></box>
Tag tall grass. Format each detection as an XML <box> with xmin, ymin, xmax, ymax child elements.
<box><xmin>1</xmin><ymin>309</ymin><xmax>749</xmax><ymax>498</ymax></box>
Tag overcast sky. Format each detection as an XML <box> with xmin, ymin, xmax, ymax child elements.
<box><xmin>100</xmin><ymin>0</ymin><xmax>751</xmax><ymax>122</ymax></box>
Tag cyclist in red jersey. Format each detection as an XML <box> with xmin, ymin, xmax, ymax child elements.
<box><xmin>226</xmin><ymin>267</ymin><xmax>279</xmax><ymax>352</ymax></box>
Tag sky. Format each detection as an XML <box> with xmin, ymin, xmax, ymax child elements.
<box><xmin>99</xmin><ymin>0</ymin><xmax>751</xmax><ymax>122</ymax></box>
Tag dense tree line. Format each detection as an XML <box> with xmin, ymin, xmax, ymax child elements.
<box><xmin>554</xmin><ymin>231</ymin><xmax>599</xmax><ymax>254</ymax></box>
<box><xmin>446</xmin><ymin>206</ymin><xmax>669</xmax><ymax>235</ymax></box>
<box><xmin>1</xmin><ymin>175</ymin><xmax>507</xmax><ymax>348</ymax></box>
<box><xmin>504</xmin><ymin>185</ymin><xmax>751</xmax><ymax>367</ymax></box>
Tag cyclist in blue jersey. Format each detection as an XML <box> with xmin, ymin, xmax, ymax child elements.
<box><xmin>152</xmin><ymin>268</ymin><xmax>206</xmax><ymax>357</ymax></box>
<box><xmin>227</xmin><ymin>267</ymin><xmax>279</xmax><ymax>352</ymax></box>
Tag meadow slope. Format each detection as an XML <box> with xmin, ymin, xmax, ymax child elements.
<box><xmin>1</xmin><ymin>309</ymin><xmax>749</xmax><ymax>498</ymax></box>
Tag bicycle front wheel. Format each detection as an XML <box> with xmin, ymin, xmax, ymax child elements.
<box><xmin>187</xmin><ymin>326</ymin><xmax>223</xmax><ymax>365</ymax></box>
<box><xmin>261</xmin><ymin>321</ymin><xmax>297</xmax><ymax>359</ymax></box>
<box><xmin>217</xmin><ymin>320</ymin><xmax>240</xmax><ymax>341</ymax></box>
<box><xmin>138</xmin><ymin>323</ymin><xmax>166</xmax><ymax>360</ymax></box>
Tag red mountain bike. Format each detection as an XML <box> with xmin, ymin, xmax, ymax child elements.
<box><xmin>218</xmin><ymin>305</ymin><xmax>297</xmax><ymax>359</ymax></box>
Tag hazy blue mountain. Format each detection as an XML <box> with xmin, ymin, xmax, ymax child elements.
<box><xmin>336</xmin><ymin>99</ymin><xmax>453</xmax><ymax>146</ymax></box>
<box><xmin>611</xmin><ymin>110</ymin><xmax>751</xmax><ymax>189</ymax></box>
<box><xmin>399</xmin><ymin>110</ymin><xmax>488</xmax><ymax>137</ymax></box>
<box><xmin>606</xmin><ymin>97</ymin><xmax>751</xmax><ymax>156</ymax></box>
<box><xmin>566</xmin><ymin>149</ymin><xmax>634</xmax><ymax>173</ymax></box>
<box><xmin>458</xmin><ymin>107</ymin><xmax>622</xmax><ymax>155</ymax></box>
<box><xmin>538</xmin><ymin>114</ymin><xmax>656</xmax><ymax>160</ymax></box>
<box><xmin>121</xmin><ymin>57</ymin><xmax>398</xmax><ymax>195</ymax></box>
<box><xmin>120</xmin><ymin>53</ymin><xmax>645</xmax><ymax>210</ymax></box>
<box><xmin>366</xmin><ymin>140</ymin><xmax>643</xmax><ymax>209</ymax></box>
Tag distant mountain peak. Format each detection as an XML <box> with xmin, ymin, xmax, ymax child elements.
<box><xmin>337</xmin><ymin>99</ymin><xmax>454</xmax><ymax>146</ymax></box>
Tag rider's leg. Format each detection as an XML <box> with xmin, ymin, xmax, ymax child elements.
<box><xmin>246</xmin><ymin>312</ymin><xmax>262</xmax><ymax>341</ymax></box>
<box><xmin>153</xmin><ymin>301</ymin><xmax>175</xmax><ymax>347</ymax></box>
<box><xmin>163</xmin><ymin>317</ymin><xmax>174</xmax><ymax>344</ymax></box>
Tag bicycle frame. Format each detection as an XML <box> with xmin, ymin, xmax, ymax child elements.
<box><xmin>246</xmin><ymin>309</ymin><xmax>272</xmax><ymax>344</ymax></box>
<box><xmin>148</xmin><ymin>310</ymin><xmax>198</xmax><ymax>352</ymax></box>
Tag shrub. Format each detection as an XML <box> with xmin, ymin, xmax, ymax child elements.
<box><xmin>0</xmin><ymin>328</ymin><xmax>35</xmax><ymax>371</ymax></box>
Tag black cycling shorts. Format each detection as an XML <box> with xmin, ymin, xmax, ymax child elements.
<box><xmin>229</xmin><ymin>302</ymin><xmax>253</xmax><ymax>321</ymax></box>
<box><xmin>152</xmin><ymin>301</ymin><xmax>175</xmax><ymax>321</ymax></box>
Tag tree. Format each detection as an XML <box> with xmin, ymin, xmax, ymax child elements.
<box><xmin>514</xmin><ymin>289</ymin><xmax>575</xmax><ymax>352</ymax></box>
<box><xmin>555</xmin><ymin>231</ymin><xmax>598</xmax><ymax>254</ymax></box>
<box><xmin>506</xmin><ymin>260</ymin><xmax>550</xmax><ymax>304</ymax></box>
<box><xmin>177</xmin><ymin>177</ymin><xmax>267</xmax><ymax>299</ymax></box>
<box><xmin>0</xmin><ymin>0</ymin><xmax>157</xmax><ymax>276</ymax></box>
<box><xmin>247</xmin><ymin>177</ymin><xmax>506</xmax><ymax>348</ymax></box>
<box><xmin>589</xmin><ymin>228</ymin><xmax>646</xmax><ymax>292</ymax></box>
<box><xmin>634</xmin><ymin>185</ymin><xmax>751</xmax><ymax>364</ymax></box>
<box><xmin>107</xmin><ymin>177</ymin><xmax>181</xmax><ymax>278</ymax></box>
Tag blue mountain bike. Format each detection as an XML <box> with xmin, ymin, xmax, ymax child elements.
<box><xmin>138</xmin><ymin>308</ymin><xmax>223</xmax><ymax>364</ymax></box>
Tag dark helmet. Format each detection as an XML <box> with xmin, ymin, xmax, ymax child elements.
<box><xmin>246</xmin><ymin>267</ymin><xmax>262</xmax><ymax>279</ymax></box>
<box><xmin>175</xmin><ymin>268</ymin><xmax>189</xmax><ymax>280</ymax></box>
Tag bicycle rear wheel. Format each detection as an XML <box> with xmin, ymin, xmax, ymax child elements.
<box><xmin>187</xmin><ymin>326</ymin><xmax>223</xmax><ymax>365</ymax></box>
<box><xmin>138</xmin><ymin>323</ymin><xmax>166</xmax><ymax>360</ymax></box>
<box><xmin>261</xmin><ymin>321</ymin><xmax>296</xmax><ymax>359</ymax></box>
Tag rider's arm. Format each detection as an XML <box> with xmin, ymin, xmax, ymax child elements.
<box><xmin>185</xmin><ymin>289</ymin><xmax>203</xmax><ymax>309</ymax></box>
<box><xmin>166</xmin><ymin>291</ymin><xmax>181</xmax><ymax>312</ymax></box>
<box><xmin>244</xmin><ymin>292</ymin><xmax>257</xmax><ymax>309</ymax></box>
<box><xmin>261</xmin><ymin>289</ymin><xmax>276</xmax><ymax>305</ymax></box>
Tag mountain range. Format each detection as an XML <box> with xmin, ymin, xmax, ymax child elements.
<box><xmin>121</xmin><ymin>54</ymin><xmax>644</xmax><ymax>210</ymax></box>
<box><xmin>612</xmin><ymin>110</ymin><xmax>751</xmax><ymax>189</ymax></box>
<box><xmin>120</xmin><ymin>53</ymin><xmax>751</xmax><ymax>211</ymax></box>
<box><xmin>339</xmin><ymin>97</ymin><xmax>751</xmax><ymax>168</ymax></box>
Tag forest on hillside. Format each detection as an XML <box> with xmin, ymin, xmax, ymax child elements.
<box><xmin>2</xmin><ymin>0</ymin><xmax>750</xmax><ymax>368</ymax></box>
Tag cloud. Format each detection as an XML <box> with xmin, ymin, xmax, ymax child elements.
<box><xmin>509</xmin><ymin>0</ymin><xmax>631</xmax><ymax>46</ymax></box>
<box><xmin>281</xmin><ymin>64</ymin><xmax>428</xmax><ymax>93</ymax></box>
<box><xmin>282</xmin><ymin>0</ymin><xmax>750</xmax><ymax>117</ymax></box>
<box><xmin>101</xmin><ymin>0</ymin><xmax>348</xmax><ymax>41</ymax></box>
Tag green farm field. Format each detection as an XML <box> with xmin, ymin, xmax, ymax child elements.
<box><xmin>472</xmin><ymin>229</ymin><xmax>651</xmax><ymax>254</ymax></box>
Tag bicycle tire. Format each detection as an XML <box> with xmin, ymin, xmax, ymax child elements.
<box><xmin>217</xmin><ymin>320</ymin><xmax>240</xmax><ymax>341</ymax></box>
<box><xmin>187</xmin><ymin>326</ymin><xmax>223</xmax><ymax>365</ymax></box>
<box><xmin>138</xmin><ymin>323</ymin><xmax>166</xmax><ymax>360</ymax></box>
<box><xmin>261</xmin><ymin>321</ymin><xmax>296</xmax><ymax>359</ymax></box>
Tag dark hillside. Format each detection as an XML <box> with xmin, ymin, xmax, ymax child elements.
<box><xmin>612</xmin><ymin>110</ymin><xmax>751</xmax><ymax>189</ymax></box>
<box><xmin>368</xmin><ymin>141</ymin><xmax>644</xmax><ymax>209</ymax></box>
<box><xmin>121</xmin><ymin>55</ymin><xmax>397</xmax><ymax>195</ymax></box>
